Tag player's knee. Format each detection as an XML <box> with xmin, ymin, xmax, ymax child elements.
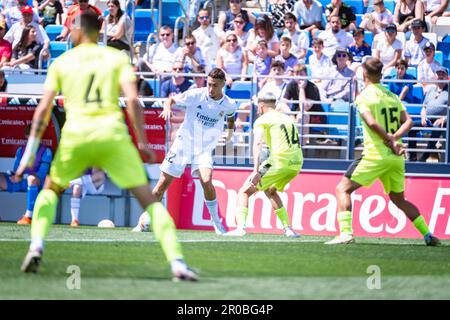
<box><xmin>264</xmin><ymin>188</ymin><xmax>276</xmax><ymax>198</ymax></box>
<box><xmin>336</xmin><ymin>181</ymin><xmax>349</xmax><ymax>195</ymax></box>
<box><xmin>239</xmin><ymin>183</ymin><xmax>255</xmax><ymax>196</ymax></box>
<box><xmin>27</xmin><ymin>175</ymin><xmax>39</xmax><ymax>186</ymax></box>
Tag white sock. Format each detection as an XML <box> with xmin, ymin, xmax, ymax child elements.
<box><xmin>71</xmin><ymin>198</ymin><xmax>81</xmax><ymax>221</ymax></box>
<box><xmin>30</xmin><ymin>237</ymin><xmax>44</xmax><ymax>252</ymax></box>
<box><xmin>205</xmin><ymin>199</ymin><xmax>219</xmax><ymax>221</ymax></box>
<box><xmin>24</xmin><ymin>210</ymin><xmax>33</xmax><ymax>218</ymax></box>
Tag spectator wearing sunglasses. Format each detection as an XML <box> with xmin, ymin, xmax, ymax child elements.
<box><xmin>216</xmin><ymin>31</ymin><xmax>248</xmax><ymax>86</ymax></box>
<box><xmin>218</xmin><ymin>0</ymin><xmax>256</xmax><ymax>32</ymax></box>
<box><xmin>161</xmin><ymin>61</ymin><xmax>191</xmax><ymax>98</ymax></box>
<box><xmin>219</xmin><ymin>13</ymin><xmax>249</xmax><ymax>48</ymax></box>
<box><xmin>193</xmin><ymin>8</ymin><xmax>220</xmax><ymax>71</ymax></box>
<box><xmin>174</xmin><ymin>34</ymin><xmax>206</xmax><ymax>73</ymax></box>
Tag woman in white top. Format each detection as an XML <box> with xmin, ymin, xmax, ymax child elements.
<box><xmin>216</xmin><ymin>31</ymin><xmax>248</xmax><ymax>85</ymax></box>
<box><xmin>374</xmin><ymin>24</ymin><xmax>403</xmax><ymax>75</ymax></box>
<box><xmin>104</xmin><ymin>0</ymin><xmax>133</xmax><ymax>55</ymax></box>
<box><xmin>246</xmin><ymin>15</ymin><xmax>280</xmax><ymax>61</ymax></box>
<box><xmin>423</xmin><ymin>0</ymin><xmax>448</xmax><ymax>24</ymax></box>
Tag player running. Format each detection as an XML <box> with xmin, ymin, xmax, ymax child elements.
<box><xmin>16</xmin><ymin>12</ymin><xmax>198</xmax><ymax>281</ymax></box>
<box><xmin>225</xmin><ymin>91</ymin><xmax>303</xmax><ymax>237</ymax></box>
<box><xmin>326</xmin><ymin>57</ymin><xmax>441</xmax><ymax>246</ymax></box>
<box><xmin>154</xmin><ymin>67</ymin><xmax>237</xmax><ymax>235</ymax></box>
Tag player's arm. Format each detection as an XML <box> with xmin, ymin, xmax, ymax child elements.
<box><xmin>360</xmin><ymin>110</ymin><xmax>404</xmax><ymax>155</ymax></box>
<box><xmin>249</xmin><ymin>128</ymin><xmax>264</xmax><ymax>186</ymax></box>
<box><xmin>122</xmin><ymin>81</ymin><xmax>155</xmax><ymax>163</ymax></box>
<box><xmin>14</xmin><ymin>89</ymin><xmax>56</xmax><ymax>178</ymax></box>
<box><xmin>225</xmin><ymin>114</ymin><xmax>235</xmax><ymax>141</ymax></box>
<box><xmin>160</xmin><ymin>96</ymin><xmax>176</xmax><ymax>120</ymax></box>
<box><xmin>392</xmin><ymin>110</ymin><xmax>413</xmax><ymax>140</ymax></box>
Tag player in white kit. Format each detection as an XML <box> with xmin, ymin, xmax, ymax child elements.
<box><xmin>153</xmin><ymin>68</ymin><xmax>237</xmax><ymax>234</ymax></box>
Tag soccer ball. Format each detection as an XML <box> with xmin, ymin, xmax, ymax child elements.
<box><xmin>98</xmin><ymin>219</ymin><xmax>115</xmax><ymax>228</ymax></box>
<box><xmin>132</xmin><ymin>212</ymin><xmax>151</xmax><ymax>232</ymax></box>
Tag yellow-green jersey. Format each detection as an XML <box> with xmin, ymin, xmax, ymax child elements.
<box><xmin>355</xmin><ymin>83</ymin><xmax>406</xmax><ymax>159</ymax></box>
<box><xmin>44</xmin><ymin>43</ymin><xmax>136</xmax><ymax>138</ymax></box>
<box><xmin>253</xmin><ymin>110</ymin><xmax>303</xmax><ymax>169</ymax></box>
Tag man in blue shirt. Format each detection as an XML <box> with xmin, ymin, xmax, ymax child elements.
<box><xmin>385</xmin><ymin>59</ymin><xmax>420</xmax><ymax>104</ymax></box>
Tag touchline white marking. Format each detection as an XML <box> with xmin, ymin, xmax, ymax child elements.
<box><xmin>0</xmin><ymin>238</ymin><xmax>324</xmax><ymax>243</ymax></box>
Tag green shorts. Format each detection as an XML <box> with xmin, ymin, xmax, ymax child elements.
<box><xmin>345</xmin><ymin>155</ymin><xmax>405</xmax><ymax>194</ymax></box>
<box><xmin>50</xmin><ymin>132</ymin><xmax>148</xmax><ymax>190</ymax></box>
<box><xmin>256</xmin><ymin>161</ymin><xmax>301</xmax><ymax>192</ymax></box>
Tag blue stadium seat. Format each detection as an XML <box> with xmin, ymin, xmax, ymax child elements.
<box><xmin>437</xmin><ymin>41</ymin><xmax>450</xmax><ymax>57</ymax></box>
<box><xmin>328</xmin><ymin>101</ymin><xmax>349</xmax><ymax>136</ymax></box>
<box><xmin>364</xmin><ymin>31</ymin><xmax>373</xmax><ymax>46</ymax></box>
<box><xmin>134</xmin><ymin>9</ymin><xmax>158</xmax><ymax>42</ymax></box>
<box><xmin>225</xmin><ymin>81</ymin><xmax>252</xmax><ymax>99</ymax></box>
<box><xmin>355</xmin><ymin>13</ymin><xmax>363</xmax><ymax>26</ymax></box>
<box><xmin>435</xmin><ymin>50</ymin><xmax>444</xmax><ymax>65</ymax></box>
<box><xmin>49</xmin><ymin>41</ymin><xmax>68</xmax><ymax>62</ymax></box>
<box><xmin>346</xmin><ymin>0</ymin><xmax>365</xmax><ymax>14</ymax></box>
<box><xmin>45</xmin><ymin>24</ymin><xmax>63</xmax><ymax>41</ymax></box>
<box><xmin>406</xmin><ymin>66</ymin><xmax>417</xmax><ymax>78</ymax></box>
<box><xmin>305</xmin><ymin>48</ymin><xmax>313</xmax><ymax>64</ymax></box>
<box><xmin>159</xmin><ymin>0</ymin><xmax>186</xmax><ymax>28</ymax></box>
<box><xmin>384</xmin><ymin>0</ymin><xmax>396</xmax><ymax>13</ymax></box>
<box><xmin>147</xmin><ymin>78</ymin><xmax>161</xmax><ymax>98</ymax></box>
<box><xmin>411</xmin><ymin>85</ymin><xmax>424</xmax><ymax>103</ymax></box>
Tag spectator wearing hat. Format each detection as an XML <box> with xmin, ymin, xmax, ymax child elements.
<box><xmin>4</xmin><ymin>5</ymin><xmax>49</xmax><ymax>59</ymax></box>
<box><xmin>218</xmin><ymin>0</ymin><xmax>256</xmax><ymax>33</ymax></box>
<box><xmin>4</xmin><ymin>0</ymin><xmax>41</xmax><ymax>29</ymax></box>
<box><xmin>324</xmin><ymin>0</ymin><xmax>356</xmax><ymax>32</ymax></box>
<box><xmin>360</xmin><ymin>0</ymin><xmax>394</xmax><ymax>35</ymax></box>
<box><xmin>0</xmin><ymin>21</ymin><xmax>12</xmax><ymax>69</ymax></box>
<box><xmin>293</xmin><ymin>0</ymin><xmax>323</xmax><ymax>38</ymax></box>
<box><xmin>279</xmin><ymin>13</ymin><xmax>309</xmax><ymax>61</ymax></box>
<box><xmin>373</xmin><ymin>23</ymin><xmax>403</xmax><ymax>76</ymax></box>
<box><xmin>407</xmin><ymin>66</ymin><xmax>449</xmax><ymax>162</ymax></box>
<box><xmin>393</xmin><ymin>0</ymin><xmax>424</xmax><ymax>33</ymax></box>
<box><xmin>317</xmin><ymin>15</ymin><xmax>353</xmax><ymax>59</ymax></box>
<box><xmin>417</xmin><ymin>41</ymin><xmax>442</xmax><ymax>92</ymax></box>
<box><xmin>404</xmin><ymin>19</ymin><xmax>429</xmax><ymax>66</ymax></box>
<box><xmin>319</xmin><ymin>47</ymin><xmax>355</xmax><ymax>102</ymax></box>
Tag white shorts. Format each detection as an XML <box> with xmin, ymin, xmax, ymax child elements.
<box><xmin>159</xmin><ymin>139</ymin><xmax>213</xmax><ymax>178</ymax></box>
<box><xmin>69</xmin><ymin>174</ymin><xmax>105</xmax><ymax>198</ymax></box>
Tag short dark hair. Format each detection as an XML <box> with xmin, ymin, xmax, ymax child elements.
<box><xmin>395</xmin><ymin>59</ymin><xmax>408</xmax><ymax>69</ymax></box>
<box><xmin>208</xmin><ymin>68</ymin><xmax>226</xmax><ymax>81</ymax></box>
<box><xmin>353</xmin><ymin>27</ymin><xmax>365</xmax><ymax>38</ymax></box>
<box><xmin>271</xmin><ymin>60</ymin><xmax>285</xmax><ymax>70</ymax></box>
<box><xmin>284</xmin><ymin>12</ymin><xmax>297</xmax><ymax>22</ymax></box>
<box><xmin>79</xmin><ymin>12</ymin><xmax>102</xmax><ymax>35</ymax></box>
<box><xmin>362</xmin><ymin>57</ymin><xmax>383</xmax><ymax>82</ymax></box>
<box><xmin>312</xmin><ymin>38</ymin><xmax>324</xmax><ymax>46</ymax></box>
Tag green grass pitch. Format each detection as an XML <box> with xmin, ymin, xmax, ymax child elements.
<box><xmin>0</xmin><ymin>223</ymin><xmax>449</xmax><ymax>299</ymax></box>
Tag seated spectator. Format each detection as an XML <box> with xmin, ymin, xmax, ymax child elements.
<box><xmin>138</xmin><ymin>25</ymin><xmax>177</xmax><ymax>74</ymax></box>
<box><xmin>38</xmin><ymin>0</ymin><xmax>64</xmax><ymax>27</ymax></box>
<box><xmin>324</xmin><ymin>0</ymin><xmax>356</xmax><ymax>32</ymax></box>
<box><xmin>417</xmin><ymin>41</ymin><xmax>442</xmax><ymax>92</ymax></box>
<box><xmin>4</xmin><ymin>25</ymin><xmax>42</xmax><ymax>70</ymax></box>
<box><xmin>360</xmin><ymin>0</ymin><xmax>394</xmax><ymax>35</ymax></box>
<box><xmin>0</xmin><ymin>125</ymin><xmax>52</xmax><ymax>225</ymax></box>
<box><xmin>268</xmin><ymin>0</ymin><xmax>296</xmax><ymax>37</ymax></box>
<box><xmin>160</xmin><ymin>61</ymin><xmax>191</xmax><ymax>98</ymax></box>
<box><xmin>246</xmin><ymin>15</ymin><xmax>280</xmax><ymax>60</ymax></box>
<box><xmin>373</xmin><ymin>23</ymin><xmax>403</xmax><ymax>76</ymax></box>
<box><xmin>56</xmin><ymin>0</ymin><xmax>102</xmax><ymax>41</ymax></box>
<box><xmin>236</xmin><ymin>61</ymin><xmax>287</xmax><ymax>134</ymax></box>
<box><xmin>174</xmin><ymin>34</ymin><xmax>206</xmax><ymax>74</ymax></box>
<box><xmin>192</xmin><ymin>8</ymin><xmax>220</xmax><ymax>71</ymax></box>
<box><xmin>189</xmin><ymin>66</ymin><xmax>207</xmax><ymax>90</ymax></box>
<box><xmin>318</xmin><ymin>15</ymin><xmax>353</xmax><ymax>58</ymax></box>
<box><xmin>132</xmin><ymin>64</ymin><xmax>153</xmax><ymax>98</ymax></box>
<box><xmin>103</xmin><ymin>0</ymin><xmax>132</xmax><ymax>55</ymax></box>
<box><xmin>407</xmin><ymin>66</ymin><xmax>448</xmax><ymax>162</ymax></box>
<box><xmin>4</xmin><ymin>5</ymin><xmax>49</xmax><ymax>56</ymax></box>
<box><xmin>320</xmin><ymin>47</ymin><xmax>355</xmax><ymax>102</ymax></box>
<box><xmin>403</xmin><ymin>19</ymin><xmax>429</xmax><ymax>66</ymax></box>
<box><xmin>225</xmin><ymin>13</ymin><xmax>250</xmax><ymax>48</ymax></box>
<box><xmin>385</xmin><ymin>59</ymin><xmax>420</xmax><ymax>103</ymax></box>
<box><xmin>275</xmin><ymin>36</ymin><xmax>298</xmax><ymax>73</ymax></box>
<box><xmin>253</xmin><ymin>40</ymin><xmax>273</xmax><ymax>88</ymax></box>
<box><xmin>218</xmin><ymin>0</ymin><xmax>256</xmax><ymax>32</ymax></box>
<box><xmin>309</xmin><ymin>38</ymin><xmax>333</xmax><ymax>82</ymax></box>
<box><xmin>347</xmin><ymin>27</ymin><xmax>372</xmax><ymax>71</ymax></box>
<box><xmin>0</xmin><ymin>21</ymin><xmax>12</xmax><ymax>69</ymax></box>
<box><xmin>278</xmin><ymin>63</ymin><xmax>325</xmax><ymax>143</ymax></box>
<box><xmin>280</xmin><ymin>13</ymin><xmax>309</xmax><ymax>61</ymax></box>
<box><xmin>5</xmin><ymin>0</ymin><xmax>41</xmax><ymax>29</ymax></box>
<box><xmin>0</xmin><ymin>69</ymin><xmax>7</xmax><ymax>92</ymax></box>
<box><xmin>293</xmin><ymin>0</ymin><xmax>323</xmax><ymax>38</ymax></box>
<box><xmin>216</xmin><ymin>31</ymin><xmax>248</xmax><ymax>85</ymax></box>
<box><xmin>393</xmin><ymin>0</ymin><xmax>424</xmax><ymax>33</ymax></box>
<box><xmin>423</xmin><ymin>0</ymin><xmax>449</xmax><ymax>25</ymax></box>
